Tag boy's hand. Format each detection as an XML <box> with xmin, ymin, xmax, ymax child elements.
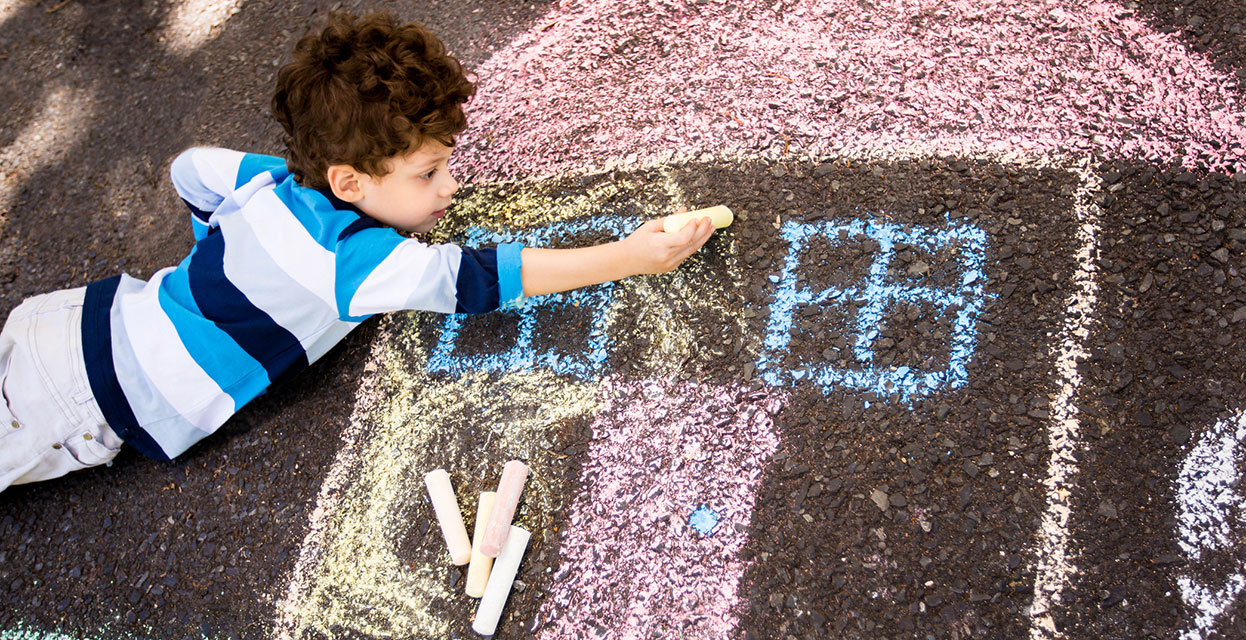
<box><xmin>621</xmin><ymin>212</ymin><xmax>716</xmax><ymax>275</ymax></box>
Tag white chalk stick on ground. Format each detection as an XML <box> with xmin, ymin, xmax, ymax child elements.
<box><xmin>466</xmin><ymin>491</ymin><xmax>497</xmax><ymax>598</ymax></box>
<box><xmin>481</xmin><ymin>460</ymin><xmax>530</xmax><ymax>558</ymax></box>
<box><xmin>424</xmin><ymin>469</ymin><xmax>472</xmax><ymax>565</ymax></box>
<box><xmin>472</xmin><ymin>525</ymin><xmax>531</xmax><ymax>636</ymax></box>
<box><xmin>662</xmin><ymin>205</ymin><xmax>734</xmax><ymax>233</ymax></box>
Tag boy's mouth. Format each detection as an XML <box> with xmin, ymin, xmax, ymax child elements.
<box><xmin>431</xmin><ymin>209</ymin><xmax>446</xmax><ymax>219</ymax></box>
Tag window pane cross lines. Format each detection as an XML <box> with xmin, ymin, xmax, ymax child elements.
<box><xmin>757</xmin><ymin>216</ymin><xmax>991</xmax><ymax>402</ymax></box>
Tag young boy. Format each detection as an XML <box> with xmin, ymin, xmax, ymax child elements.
<box><xmin>0</xmin><ymin>12</ymin><xmax>714</xmax><ymax>492</ymax></box>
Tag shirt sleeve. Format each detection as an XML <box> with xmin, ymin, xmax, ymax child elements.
<box><xmin>332</xmin><ymin>225</ymin><xmax>526</xmax><ymax>321</ymax></box>
<box><xmin>170</xmin><ymin>148</ymin><xmax>286</xmax><ymax>241</ymax></box>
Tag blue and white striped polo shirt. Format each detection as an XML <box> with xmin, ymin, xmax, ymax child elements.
<box><xmin>81</xmin><ymin>147</ymin><xmax>524</xmax><ymax>461</ymax></box>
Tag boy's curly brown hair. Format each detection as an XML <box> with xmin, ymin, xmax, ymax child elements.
<box><xmin>272</xmin><ymin>12</ymin><xmax>476</xmax><ymax>189</ymax></box>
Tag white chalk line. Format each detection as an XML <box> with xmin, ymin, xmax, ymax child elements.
<box><xmin>1027</xmin><ymin>158</ymin><xmax>1102</xmax><ymax>639</ymax></box>
<box><xmin>1176</xmin><ymin>409</ymin><xmax>1246</xmax><ymax>640</ymax></box>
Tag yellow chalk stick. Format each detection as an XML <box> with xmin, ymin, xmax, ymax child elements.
<box><xmin>662</xmin><ymin>205</ymin><xmax>734</xmax><ymax>233</ymax></box>
<box><xmin>466</xmin><ymin>492</ymin><xmax>497</xmax><ymax>598</ymax></box>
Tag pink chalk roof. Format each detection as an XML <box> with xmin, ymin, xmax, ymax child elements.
<box><xmin>455</xmin><ymin>0</ymin><xmax>1246</xmax><ymax>181</ymax></box>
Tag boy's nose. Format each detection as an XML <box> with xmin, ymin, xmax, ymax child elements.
<box><xmin>439</xmin><ymin>175</ymin><xmax>460</xmax><ymax>198</ymax></box>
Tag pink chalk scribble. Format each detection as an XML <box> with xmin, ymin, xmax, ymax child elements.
<box><xmin>458</xmin><ymin>0</ymin><xmax>1246</xmax><ymax>181</ymax></box>
<box><xmin>536</xmin><ymin>377</ymin><xmax>783</xmax><ymax>640</ymax></box>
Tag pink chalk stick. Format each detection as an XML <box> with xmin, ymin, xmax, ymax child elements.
<box><xmin>480</xmin><ymin>460</ymin><xmax>530</xmax><ymax>558</ymax></box>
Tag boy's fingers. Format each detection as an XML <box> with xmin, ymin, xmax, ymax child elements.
<box><xmin>647</xmin><ymin>218</ymin><xmax>714</xmax><ymax>271</ymax></box>
<box><xmin>678</xmin><ymin>217</ymin><xmax>704</xmax><ymax>241</ymax></box>
<box><xmin>695</xmin><ymin>222</ymin><xmax>715</xmax><ymax>249</ymax></box>
<box><xmin>650</xmin><ymin>216</ymin><xmax>714</xmax><ymax>269</ymax></box>
<box><xmin>656</xmin><ymin>216</ymin><xmax>699</xmax><ymax>245</ymax></box>
<box><xmin>697</xmin><ymin>217</ymin><xmax>715</xmax><ymax>239</ymax></box>
<box><xmin>677</xmin><ymin>219</ymin><xmax>714</xmax><ymax>256</ymax></box>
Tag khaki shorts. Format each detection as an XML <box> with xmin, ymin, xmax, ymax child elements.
<box><xmin>0</xmin><ymin>287</ymin><xmax>124</xmax><ymax>492</ymax></box>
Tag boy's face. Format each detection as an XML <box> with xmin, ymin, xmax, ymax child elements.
<box><xmin>349</xmin><ymin>142</ymin><xmax>460</xmax><ymax>234</ymax></box>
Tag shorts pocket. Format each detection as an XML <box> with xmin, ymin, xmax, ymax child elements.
<box><xmin>61</xmin><ymin>430</ymin><xmax>120</xmax><ymax>467</ymax></box>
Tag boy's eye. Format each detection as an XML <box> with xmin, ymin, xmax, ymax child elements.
<box><xmin>420</xmin><ymin>169</ymin><xmax>437</xmax><ymax>180</ymax></box>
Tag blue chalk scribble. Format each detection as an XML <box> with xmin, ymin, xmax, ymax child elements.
<box><xmin>756</xmin><ymin>216</ymin><xmax>991</xmax><ymax>402</ymax></box>
<box><xmin>427</xmin><ymin>217</ymin><xmax>640</xmax><ymax>380</ymax></box>
<box><xmin>689</xmin><ymin>504</ymin><xmax>720</xmax><ymax>536</ymax></box>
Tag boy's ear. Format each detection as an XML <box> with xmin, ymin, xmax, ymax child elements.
<box><xmin>326</xmin><ymin>164</ymin><xmax>364</xmax><ymax>203</ymax></box>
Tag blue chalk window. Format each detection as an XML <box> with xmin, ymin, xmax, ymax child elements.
<box><xmin>426</xmin><ymin>217</ymin><xmax>638</xmax><ymax>380</ymax></box>
<box><xmin>757</xmin><ymin>217</ymin><xmax>990</xmax><ymax>401</ymax></box>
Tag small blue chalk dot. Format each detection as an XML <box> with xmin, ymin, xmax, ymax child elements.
<box><xmin>689</xmin><ymin>504</ymin><xmax>720</xmax><ymax>536</ymax></box>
